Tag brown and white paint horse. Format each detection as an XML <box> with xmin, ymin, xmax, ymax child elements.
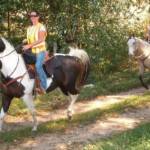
<box><xmin>0</xmin><ymin>37</ymin><xmax>90</xmax><ymax>131</ymax></box>
<box><xmin>127</xmin><ymin>36</ymin><xmax>150</xmax><ymax>89</ymax></box>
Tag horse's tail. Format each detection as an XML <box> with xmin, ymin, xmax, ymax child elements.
<box><xmin>68</xmin><ymin>47</ymin><xmax>90</xmax><ymax>86</ymax></box>
<box><xmin>68</xmin><ymin>46</ymin><xmax>90</xmax><ymax>66</ymax></box>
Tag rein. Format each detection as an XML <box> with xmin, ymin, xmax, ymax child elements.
<box><xmin>6</xmin><ymin>71</ymin><xmax>27</xmax><ymax>86</ymax></box>
<box><xmin>0</xmin><ymin>48</ymin><xmax>29</xmax><ymax>90</ymax></box>
<box><xmin>133</xmin><ymin>39</ymin><xmax>150</xmax><ymax>61</ymax></box>
<box><xmin>134</xmin><ymin>54</ymin><xmax>150</xmax><ymax>61</ymax></box>
<box><xmin>0</xmin><ymin>69</ymin><xmax>29</xmax><ymax>91</ymax></box>
<box><xmin>8</xmin><ymin>55</ymin><xmax>19</xmax><ymax>77</ymax></box>
<box><xmin>0</xmin><ymin>49</ymin><xmax>20</xmax><ymax>77</ymax></box>
<box><xmin>0</xmin><ymin>50</ymin><xmax>16</xmax><ymax>59</ymax></box>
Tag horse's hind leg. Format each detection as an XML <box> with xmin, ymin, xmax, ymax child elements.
<box><xmin>67</xmin><ymin>94</ymin><xmax>79</xmax><ymax>120</ymax></box>
<box><xmin>22</xmin><ymin>94</ymin><xmax>38</xmax><ymax>131</ymax></box>
<box><xmin>139</xmin><ymin>75</ymin><xmax>149</xmax><ymax>89</ymax></box>
<box><xmin>138</xmin><ymin>62</ymin><xmax>149</xmax><ymax>89</ymax></box>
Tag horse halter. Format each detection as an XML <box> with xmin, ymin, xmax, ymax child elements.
<box><xmin>0</xmin><ymin>49</ymin><xmax>16</xmax><ymax>59</ymax></box>
<box><xmin>132</xmin><ymin>38</ymin><xmax>150</xmax><ymax>61</ymax></box>
<box><xmin>0</xmin><ymin>49</ymin><xmax>20</xmax><ymax>77</ymax></box>
<box><xmin>132</xmin><ymin>38</ymin><xmax>139</xmax><ymax>55</ymax></box>
<box><xmin>128</xmin><ymin>38</ymin><xmax>141</xmax><ymax>58</ymax></box>
<box><xmin>8</xmin><ymin>55</ymin><xmax>20</xmax><ymax>77</ymax></box>
<box><xmin>0</xmin><ymin>49</ymin><xmax>26</xmax><ymax>88</ymax></box>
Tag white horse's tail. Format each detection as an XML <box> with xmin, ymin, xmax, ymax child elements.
<box><xmin>68</xmin><ymin>46</ymin><xmax>90</xmax><ymax>66</ymax></box>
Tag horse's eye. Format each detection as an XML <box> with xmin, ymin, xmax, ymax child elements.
<box><xmin>133</xmin><ymin>41</ymin><xmax>136</xmax><ymax>45</ymax></box>
<box><xmin>0</xmin><ymin>39</ymin><xmax>5</xmax><ymax>52</ymax></box>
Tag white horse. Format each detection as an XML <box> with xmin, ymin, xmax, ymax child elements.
<box><xmin>127</xmin><ymin>36</ymin><xmax>150</xmax><ymax>89</ymax></box>
<box><xmin>0</xmin><ymin>37</ymin><xmax>90</xmax><ymax>131</ymax></box>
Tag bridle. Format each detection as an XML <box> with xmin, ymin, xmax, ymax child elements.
<box><xmin>130</xmin><ymin>38</ymin><xmax>150</xmax><ymax>61</ymax></box>
<box><xmin>0</xmin><ymin>49</ymin><xmax>16</xmax><ymax>59</ymax></box>
<box><xmin>0</xmin><ymin>49</ymin><xmax>27</xmax><ymax>88</ymax></box>
<box><xmin>0</xmin><ymin>49</ymin><xmax>20</xmax><ymax>78</ymax></box>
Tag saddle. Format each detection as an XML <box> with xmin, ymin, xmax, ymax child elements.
<box><xmin>26</xmin><ymin>64</ymin><xmax>44</xmax><ymax>94</ymax></box>
<box><xmin>23</xmin><ymin>51</ymin><xmax>50</xmax><ymax>95</ymax></box>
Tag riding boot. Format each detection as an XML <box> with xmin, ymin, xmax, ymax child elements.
<box><xmin>35</xmin><ymin>76</ymin><xmax>46</xmax><ymax>95</ymax></box>
<box><xmin>35</xmin><ymin>87</ymin><xmax>46</xmax><ymax>95</ymax></box>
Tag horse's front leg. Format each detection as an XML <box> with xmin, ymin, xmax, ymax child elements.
<box><xmin>0</xmin><ymin>95</ymin><xmax>13</xmax><ymax>131</ymax></box>
<box><xmin>22</xmin><ymin>94</ymin><xmax>38</xmax><ymax>131</ymax></box>
<box><xmin>0</xmin><ymin>108</ymin><xmax>5</xmax><ymax>132</ymax></box>
<box><xmin>138</xmin><ymin>61</ymin><xmax>149</xmax><ymax>89</ymax></box>
<box><xmin>67</xmin><ymin>94</ymin><xmax>79</xmax><ymax>120</ymax></box>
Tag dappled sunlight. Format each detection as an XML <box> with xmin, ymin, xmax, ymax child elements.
<box><xmin>1</xmin><ymin>88</ymin><xmax>150</xmax><ymax>149</ymax></box>
<box><xmin>2</xmin><ymin>86</ymin><xmax>146</xmax><ymax>132</ymax></box>
<box><xmin>5</xmin><ymin>114</ymin><xmax>31</xmax><ymax>125</ymax></box>
<box><xmin>36</xmin><ymin>109</ymin><xmax>66</xmax><ymax>121</ymax></box>
<box><xmin>74</xmin><ymin>98</ymin><xmax>120</xmax><ymax>113</ymax></box>
<box><xmin>88</xmin><ymin>106</ymin><xmax>150</xmax><ymax>137</ymax></box>
<box><xmin>19</xmin><ymin>135</ymin><xmax>70</xmax><ymax>150</ymax></box>
<box><xmin>10</xmin><ymin>105</ymin><xmax>150</xmax><ymax>150</ymax></box>
<box><xmin>21</xmin><ymin>139</ymin><xmax>36</xmax><ymax>147</ymax></box>
<box><xmin>74</xmin><ymin>92</ymin><xmax>138</xmax><ymax>113</ymax></box>
<box><xmin>81</xmin><ymin>117</ymin><xmax>143</xmax><ymax>139</ymax></box>
<box><xmin>105</xmin><ymin>117</ymin><xmax>139</xmax><ymax>129</ymax></box>
<box><xmin>3</xmin><ymin>109</ymin><xmax>67</xmax><ymax>131</ymax></box>
<box><xmin>86</xmin><ymin>116</ymin><xmax>141</xmax><ymax>137</ymax></box>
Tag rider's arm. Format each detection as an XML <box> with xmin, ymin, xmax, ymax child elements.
<box><xmin>23</xmin><ymin>26</ymin><xmax>47</xmax><ymax>50</ymax></box>
<box><xmin>30</xmin><ymin>30</ymin><xmax>46</xmax><ymax>48</ymax></box>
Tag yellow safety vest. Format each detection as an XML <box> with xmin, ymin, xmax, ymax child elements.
<box><xmin>27</xmin><ymin>23</ymin><xmax>47</xmax><ymax>54</ymax></box>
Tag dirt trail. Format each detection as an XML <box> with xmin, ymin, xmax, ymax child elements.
<box><xmin>1</xmin><ymin>87</ymin><xmax>150</xmax><ymax>150</ymax></box>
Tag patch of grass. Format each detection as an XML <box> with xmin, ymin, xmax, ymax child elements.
<box><xmin>80</xmin><ymin>70</ymin><xmax>150</xmax><ymax>100</ymax></box>
<box><xmin>1</xmin><ymin>92</ymin><xmax>150</xmax><ymax>143</ymax></box>
<box><xmin>83</xmin><ymin>122</ymin><xmax>150</xmax><ymax>150</ymax></box>
<box><xmin>1</xmin><ymin>69</ymin><xmax>150</xmax><ymax>143</ymax></box>
<box><xmin>8</xmin><ymin>69</ymin><xmax>150</xmax><ymax>116</ymax></box>
<box><xmin>8</xmin><ymin>89</ymin><xmax>68</xmax><ymax>116</ymax></box>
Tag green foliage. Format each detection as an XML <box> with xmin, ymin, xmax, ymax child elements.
<box><xmin>0</xmin><ymin>0</ymin><xmax>149</xmax><ymax>80</ymax></box>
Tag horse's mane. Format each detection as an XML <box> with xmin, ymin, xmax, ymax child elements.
<box><xmin>136</xmin><ymin>37</ymin><xmax>150</xmax><ymax>47</ymax></box>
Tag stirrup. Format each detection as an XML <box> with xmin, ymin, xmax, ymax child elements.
<box><xmin>35</xmin><ymin>87</ymin><xmax>46</xmax><ymax>95</ymax></box>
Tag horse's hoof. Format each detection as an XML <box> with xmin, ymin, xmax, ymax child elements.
<box><xmin>67</xmin><ymin>111</ymin><xmax>72</xmax><ymax>120</ymax></box>
<box><xmin>32</xmin><ymin>126</ymin><xmax>37</xmax><ymax>132</ymax></box>
<box><xmin>68</xmin><ymin>115</ymin><xmax>72</xmax><ymax>120</ymax></box>
<box><xmin>145</xmin><ymin>86</ymin><xmax>149</xmax><ymax>90</ymax></box>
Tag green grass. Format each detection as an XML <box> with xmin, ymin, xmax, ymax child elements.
<box><xmin>1</xmin><ymin>69</ymin><xmax>150</xmax><ymax>144</ymax></box>
<box><xmin>83</xmin><ymin>122</ymin><xmax>150</xmax><ymax>150</ymax></box>
<box><xmin>78</xmin><ymin>69</ymin><xmax>150</xmax><ymax>101</ymax></box>
<box><xmin>7</xmin><ymin>69</ymin><xmax>150</xmax><ymax>116</ymax></box>
<box><xmin>1</xmin><ymin>91</ymin><xmax>150</xmax><ymax>143</ymax></box>
<box><xmin>8</xmin><ymin>89</ymin><xmax>68</xmax><ymax>116</ymax></box>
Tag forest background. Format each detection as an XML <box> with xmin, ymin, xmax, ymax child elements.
<box><xmin>0</xmin><ymin>0</ymin><xmax>150</xmax><ymax>82</ymax></box>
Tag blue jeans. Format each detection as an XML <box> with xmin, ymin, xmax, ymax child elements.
<box><xmin>35</xmin><ymin>51</ymin><xmax>47</xmax><ymax>90</ymax></box>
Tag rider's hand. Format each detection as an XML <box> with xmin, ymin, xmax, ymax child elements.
<box><xmin>22</xmin><ymin>39</ymin><xmax>28</xmax><ymax>44</ymax></box>
<box><xmin>22</xmin><ymin>44</ymin><xmax>32</xmax><ymax>51</ymax></box>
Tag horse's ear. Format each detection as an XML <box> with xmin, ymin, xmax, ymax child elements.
<box><xmin>0</xmin><ymin>60</ymin><xmax>2</xmax><ymax>69</ymax></box>
<box><xmin>0</xmin><ymin>38</ymin><xmax>5</xmax><ymax>52</ymax></box>
<box><xmin>128</xmin><ymin>33</ymin><xmax>135</xmax><ymax>41</ymax></box>
<box><xmin>130</xmin><ymin>33</ymin><xmax>135</xmax><ymax>38</ymax></box>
